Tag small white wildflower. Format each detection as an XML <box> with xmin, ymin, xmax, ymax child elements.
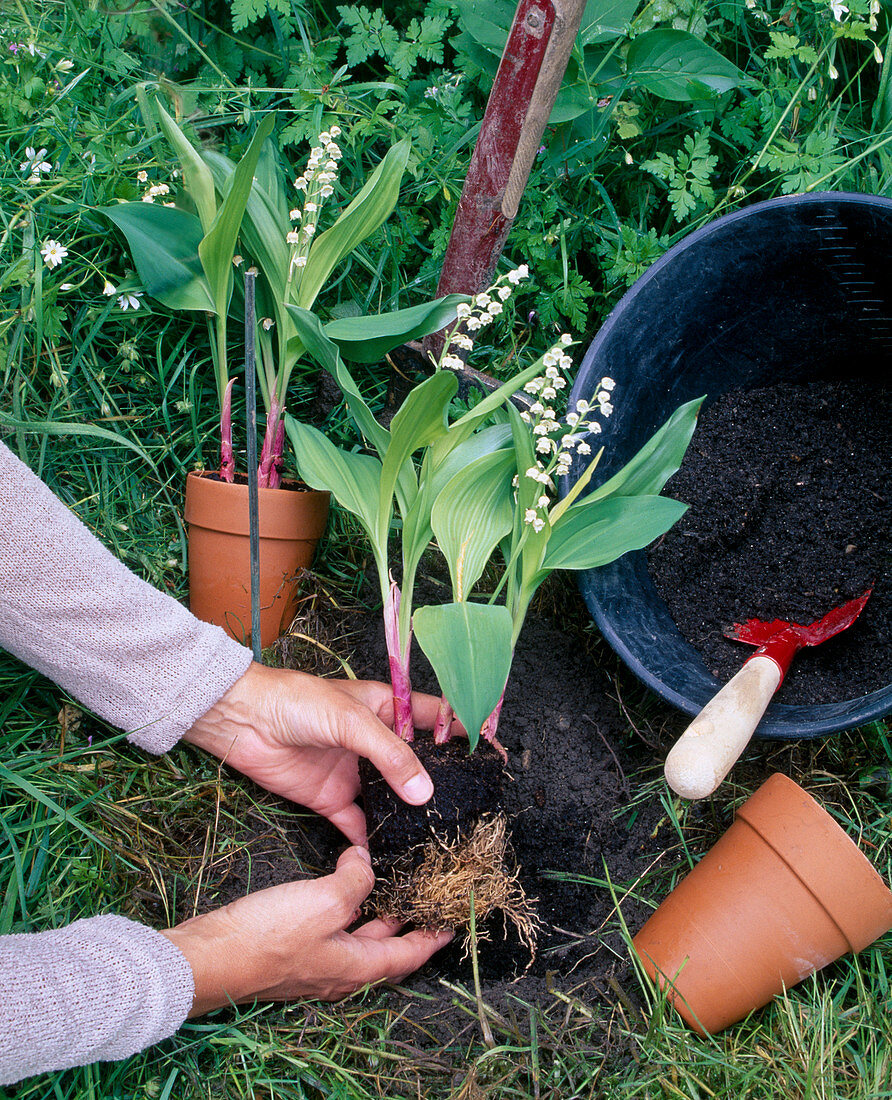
<box><xmin>456</xmin><ymin>302</ymin><xmax>472</xmax><ymax>318</ymax></box>
<box><xmin>451</xmin><ymin>333</ymin><xmax>474</xmax><ymax>351</ymax></box>
<box><xmin>545</xmin><ymin>365</ymin><xmax>560</xmax><ymax>380</ymax></box>
<box><xmin>163</xmin><ymin>201</ymin><xmax>176</xmax><ymax>208</ymax></box>
<box><xmin>286</xmin><ymin>229</ymin><xmax>301</xmax><ymax>244</ymax></box>
<box><xmin>531</xmin><ymin>516</ymin><xmax>545</xmax><ymax>533</ymax></box>
<box><xmin>829</xmin><ymin>62</ymin><xmax>839</xmax><ymax>80</ymax></box>
<box><xmin>577</xmin><ymin>441</ymin><xmax>591</xmax><ymax>455</ymax></box>
<box><xmin>590</xmin><ymin>422</ymin><xmax>602</xmax><ymax>434</ymax></box>
<box><xmin>466</xmin><ymin>316</ymin><xmax>483</xmax><ymax>331</ymax></box>
<box><xmin>232</xmin><ymin>255</ymin><xmax>244</xmax><ymax>267</ymax></box>
<box><xmin>137</xmin><ymin>170</ymin><xmax>148</xmax><ymax>182</ymax></box>
<box><xmin>875</xmin><ymin>45</ymin><xmax>884</xmax><ymax>65</ymax></box>
<box><xmin>54</xmin><ymin>59</ymin><xmax>74</xmax><ymax>72</ymax></box>
<box><xmin>40</xmin><ymin>240</ymin><xmax>68</xmax><ymax>268</ymax></box>
<box><xmin>543</xmin><ymin>351</ymin><xmax>559</xmax><ymax>367</ymax></box>
<box><xmin>552</xmin><ymin>376</ymin><xmax>566</xmax><ymax>390</ymax></box>
<box><xmin>475</xmin><ymin>292</ymin><xmax>492</xmax><ymax>307</ymax></box>
<box><xmin>525</xmin><ymin>467</ymin><xmax>542</xmax><ymax>481</ymax></box>
<box><xmin>487</xmin><ymin>301</ymin><xmax>503</xmax><ymax>315</ymax></box>
<box><xmin>305</xmin><ymin>201</ymin><xmax>318</xmax><ymax>213</ymax></box>
<box><xmin>290</xmin><ymin>208</ymin><xmax>302</xmax><ymax>220</ymax></box>
<box><xmin>424</xmin><ymin>86</ymin><xmax>438</xmax><ymax>99</ymax></box>
<box><xmin>102</xmin><ymin>280</ymin><xmax>116</xmax><ymax>296</ymax></box>
<box><xmin>59</xmin><ymin>282</ymin><xmax>73</xmax><ymax>290</ymax></box>
<box><xmin>325</xmin><ymin>142</ymin><xmax>340</xmax><ymax>157</ymax></box>
<box><xmin>524</xmin><ymin>508</ymin><xmax>538</xmax><ymax>525</ymax></box>
<box><xmin>497</xmin><ymin>285</ymin><xmax>512</xmax><ymax>301</ymax></box>
<box><xmin>536</xmin><ymin>436</ymin><xmax>553</xmax><ymax>453</ymax></box>
<box><xmin>21</xmin><ymin>147</ymin><xmax>52</xmax><ymax>177</ymax></box>
<box><xmin>808</xmin><ymin>86</ymin><xmax>818</xmax><ymax>101</ymax></box>
<box><xmin>320</xmin><ymin>184</ymin><xmax>334</xmax><ymax>198</ymax></box>
<box><xmin>508</xmin><ymin>264</ymin><xmax>529</xmax><ymax>284</ymax></box>
<box><xmin>541</xmin><ymin>386</ymin><xmax>556</xmax><ymax>401</ymax></box>
<box><xmin>294</xmin><ymin>176</ymin><xmax>308</xmax><ymax>191</ymax></box>
<box><xmin>600</xmin><ymin>377</ymin><xmax>615</xmax><ymax>391</ymax></box>
<box><xmin>559</xmin><ymin>355</ymin><xmax>573</xmax><ymax>370</ymax></box>
<box><xmin>830</xmin><ymin>0</ymin><xmax>848</xmax><ymax>20</ymax></box>
<box><xmin>318</xmin><ymin>131</ymin><xmax>331</xmax><ymax>144</ymax></box>
<box><xmin>566</xmin><ymin>412</ymin><xmax>579</xmax><ymax>427</ymax></box>
<box><xmin>141</xmin><ymin>193</ymin><xmax>155</xmax><ymax>203</ymax></box>
<box><xmin>576</xmin><ymin>399</ymin><xmax>590</xmax><ymax>414</ymax></box>
<box><xmin>624</xmin><ymin>151</ymin><xmax>634</xmax><ymax>166</ymax></box>
<box><xmin>476</xmin><ymin>311</ymin><xmax>494</xmax><ymax>326</ymax></box>
<box><xmin>529</xmin><ymin>401</ymin><xmax>545</xmax><ymax>416</ymax></box>
<box><xmin>261</xmin><ymin>317</ymin><xmax>274</xmax><ymax>331</ymax></box>
<box><xmin>600</xmin><ymin>402</ymin><xmax>614</xmax><ymax>417</ymax></box>
<box><xmin>537</xmin><ymin>495</ymin><xmax>550</xmax><ymax>508</ymax></box>
<box><xmin>443</xmin><ymin>354</ymin><xmax>465</xmax><ymax>370</ymax></box>
<box><xmin>293</xmin><ymin>255</ymin><xmax>307</xmax><ymax>268</ymax></box>
<box><xmin>745</xmin><ymin>0</ymin><xmax>755</xmax><ymax>7</ymax></box>
<box><xmin>555</xmin><ymin>463</ymin><xmax>570</xmax><ymax>478</ymax></box>
<box><xmin>559</xmin><ymin>333</ymin><xmax>573</xmax><ymax>346</ymax></box>
<box><xmin>118</xmin><ymin>292</ymin><xmax>142</xmax><ymax>311</ymax></box>
<box><xmin>329</xmin><ymin>124</ymin><xmax>342</xmax><ymax>137</ymax></box>
<box><xmin>325</xmin><ymin>159</ymin><xmax>338</xmax><ymax>171</ymax></box>
<box><xmin>524</xmin><ymin>379</ymin><xmax>543</xmax><ymax>394</ymax></box>
<box><xmin>303</xmin><ymin>223</ymin><xmax>316</xmax><ymax>236</ymax></box>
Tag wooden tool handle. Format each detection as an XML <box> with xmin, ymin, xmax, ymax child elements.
<box><xmin>664</xmin><ymin>655</ymin><xmax>782</xmax><ymax>799</ymax></box>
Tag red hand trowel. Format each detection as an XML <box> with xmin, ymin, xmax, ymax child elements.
<box><xmin>664</xmin><ymin>590</ymin><xmax>872</xmax><ymax>799</ymax></box>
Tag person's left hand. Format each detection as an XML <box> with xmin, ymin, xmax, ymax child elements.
<box><xmin>182</xmin><ymin>663</ymin><xmax>442</xmax><ymax>844</ymax></box>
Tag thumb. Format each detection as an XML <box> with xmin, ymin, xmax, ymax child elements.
<box><xmin>331</xmin><ymin>846</ymin><xmax>376</xmax><ymax>912</ymax></box>
<box><xmin>360</xmin><ymin>724</ymin><xmax>434</xmax><ymax>806</ymax></box>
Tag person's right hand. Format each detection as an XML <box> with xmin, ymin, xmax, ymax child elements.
<box><xmin>160</xmin><ymin>846</ymin><xmax>452</xmax><ymax>1015</ymax></box>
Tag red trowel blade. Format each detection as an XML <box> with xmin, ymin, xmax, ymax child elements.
<box><xmin>725</xmin><ymin>589</ymin><xmax>872</xmax><ymax>649</ymax></box>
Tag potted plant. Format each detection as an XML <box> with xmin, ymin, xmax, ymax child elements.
<box><xmin>284</xmin><ymin>270</ymin><xmax>703</xmax><ymax>937</ymax></box>
<box><xmin>102</xmin><ymin>102</ymin><xmax>465</xmax><ymax>646</ymax></box>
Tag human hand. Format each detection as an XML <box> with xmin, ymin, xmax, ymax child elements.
<box><xmin>161</xmin><ymin>845</ymin><xmax>453</xmax><ymax>1014</ymax></box>
<box><xmin>182</xmin><ymin>664</ymin><xmax>443</xmax><ymax>844</ymax></box>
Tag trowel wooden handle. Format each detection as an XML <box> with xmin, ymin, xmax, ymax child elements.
<box><xmin>664</xmin><ymin>655</ymin><xmax>783</xmax><ymax>799</ymax></box>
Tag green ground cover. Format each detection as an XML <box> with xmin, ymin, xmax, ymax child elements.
<box><xmin>1</xmin><ymin>1</ymin><xmax>891</xmax><ymax>1096</ymax></box>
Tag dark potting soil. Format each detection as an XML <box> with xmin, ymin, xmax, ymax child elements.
<box><xmin>647</xmin><ymin>379</ymin><xmax>892</xmax><ymax>705</ymax></box>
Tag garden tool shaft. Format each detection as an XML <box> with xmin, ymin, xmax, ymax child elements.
<box><xmin>424</xmin><ymin>0</ymin><xmax>587</xmax><ymax>368</ymax></box>
<box><xmin>664</xmin><ymin>590</ymin><xmax>871</xmax><ymax>800</ymax></box>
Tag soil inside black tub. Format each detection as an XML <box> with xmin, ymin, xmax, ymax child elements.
<box><xmin>648</xmin><ymin>378</ymin><xmax>891</xmax><ymax>705</ymax></box>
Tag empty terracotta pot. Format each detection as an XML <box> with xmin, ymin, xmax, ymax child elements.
<box><xmin>184</xmin><ymin>472</ymin><xmax>329</xmax><ymax>648</ymax></box>
<box><xmin>632</xmin><ymin>772</ymin><xmax>892</xmax><ymax>1034</ymax></box>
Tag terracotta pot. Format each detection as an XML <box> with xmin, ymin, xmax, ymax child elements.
<box><xmin>632</xmin><ymin>772</ymin><xmax>892</xmax><ymax>1034</ymax></box>
<box><xmin>184</xmin><ymin>471</ymin><xmax>330</xmax><ymax>648</ymax></box>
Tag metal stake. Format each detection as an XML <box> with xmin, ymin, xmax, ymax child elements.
<box><xmin>244</xmin><ymin>269</ymin><xmax>262</xmax><ymax>662</ymax></box>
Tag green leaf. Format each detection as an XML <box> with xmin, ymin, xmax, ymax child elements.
<box><xmin>626</xmin><ymin>29</ymin><xmax>749</xmax><ymax>102</ymax></box>
<box><xmin>199</xmin><ymin>113</ymin><xmax>277</xmax><ymax>319</ymax></box>
<box><xmin>298</xmin><ymin>140</ymin><xmax>411</xmax><ymax>309</ymax></box>
<box><xmin>432</xmin><ymin>449</ymin><xmax>516</xmax><ymax>600</ymax></box>
<box><xmin>378</xmin><ymin>370</ymin><xmax>456</xmax><ymax>543</ymax></box>
<box><xmin>99</xmin><ymin>203</ymin><xmax>214</xmax><ymax>312</ymax></box>
<box><xmin>324</xmin><ymin>295</ymin><xmax>469</xmax><ymax>363</ymax></box>
<box><xmin>544</xmin><ymin>495</ymin><xmax>687</xmax><ymax>571</ymax></box>
<box><xmin>283</xmin><ymin>416</ymin><xmax>384</xmax><ymax>549</ymax></box>
<box><xmin>413</xmin><ymin>602</ymin><xmax>514</xmax><ymax>750</ymax></box>
<box><xmin>579</xmin><ymin>0</ymin><xmax>639</xmax><ymax>45</ymax></box>
<box><xmin>582</xmin><ymin>396</ymin><xmax>703</xmax><ymax>505</ymax></box>
<box><xmin>155</xmin><ymin>99</ymin><xmax>217</xmax><ymax>233</ymax></box>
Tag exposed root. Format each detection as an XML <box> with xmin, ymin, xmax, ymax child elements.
<box><xmin>372</xmin><ymin>815</ymin><xmax>541</xmax><ymax>959</ymax></box>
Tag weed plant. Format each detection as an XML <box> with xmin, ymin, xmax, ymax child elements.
<box><xmin>1</xmin><ymin>0</ymin><xmax>891</xmax><ymax>1096</ymax></box>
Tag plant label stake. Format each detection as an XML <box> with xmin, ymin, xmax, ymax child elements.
<box><xmin>244</xmin><ymin>268</ymin><xmax>262</xmax><ymax>662</ymax></box>
<box><xmin>664</xmin><ymin>590</ymin><xmax>872</xmax><ymax>800</ymax></box>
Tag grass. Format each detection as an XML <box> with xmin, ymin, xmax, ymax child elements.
<box><xmin>2</xmin><ymin>0</ymin><xmax>892</xmax><ymax>1095</ymax></box>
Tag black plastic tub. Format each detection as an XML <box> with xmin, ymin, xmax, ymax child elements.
<box><xmin>567</xmin><ymin>192</ymin><xmax>892</xmax><ymax>739</ymax></box>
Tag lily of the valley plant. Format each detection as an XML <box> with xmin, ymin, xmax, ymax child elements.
<box><xmin>103</xmin><ymin>101</ymin><xmax>464</xmax><ymax>485</ymax></box>
<box><xmin>285</xmin><ymin>268</ymin><xmax>702</xmax><ymax>750</ymax></box>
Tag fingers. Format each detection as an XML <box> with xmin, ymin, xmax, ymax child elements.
<box><xmin>329</xmin><ymin>846</ymin><xmax>376</xmax><ymax>914</ymax></box>
<box><xmin>325</xmin><ymin>803</ymin><xmax>368</xmax><ymax>847</ymax></box>
<box><xmin>353</xmin><ymin>927</ymin><xmax>454</xmax><ymax>986</ymax></box>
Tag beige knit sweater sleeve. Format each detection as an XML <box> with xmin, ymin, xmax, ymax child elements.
<box><xmin>0</xmin><ymin>441</ymin><xmax>255</xmax><ymax>1082</ymax></box>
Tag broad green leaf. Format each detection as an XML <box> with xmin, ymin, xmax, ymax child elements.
<box><xmin>285</xmin><ymin>306</ymin><xmax>417</xmax><ymax>517</ymax></box>
<box><xmin>199</xmin><ymin>113</ymin><xmax>277</xmax><ymax>318</ymax></box>
<box><xmin>205</xmin><ymin>148</ymin><xmax>290</xmax><ymax>303</ymax></box>
<box><xmin>324</xmin><ymin>295</ymin><xmax>469</xmax><ymax>363</ymax></box>
<box><xmin>626</xmin><ymin>29</ymin><xmax>749</xmax><ymax>102</ymax></box>
<box><xmin>413</xmin><ymin>602</ymin><xmax>514</xmax><ymax>751</ymax></box>
<box><xmin>283</xmin><ymin>416</ymin><xmax>383</xmax><ymax>547</ymax></box>
<box><xmin>580</xmin><ymin>0</ymin><xmax>639</xmax><ymax>45</ymax></box>
<box><xmin>454</xmin><ymin>0</ymin><xmax>512</xmax><ymax>54</ymax></box>
<box><xmin>378</xmin><ymin>370</ymin><xmax>456</xmax><ymax>543</ymax></box>
<box><xmin>155</xmin><ymin>99</ymin><xmax>217</xmax><ymax>233</ymax></box>
<box><xmin>100</xmin><ymin>203</ymin><xmax>214</xmax><ymax>312</ymax></box>
<box><xmin>581</xmin><ymin>396</ymin><xmax>702</xmax><ymax>506</ymax></box>
<box><xmin>432</xmin><ymin>449</ymin><xmax>516</xmax><ymax>600</ymax></box>
<box><xmin>401</xmin><ymin>423</ymin><xmax>513</xmax><ymax>578</ymax></box>
<box><xmin>298</xmin><ymin>140</ymin><xmax>410</xmax><ymax>309</ymax></box>
<box><xmin>544</xmin><ymin>494</ymin><xmax>687</xmax><ymax>571</ymax></box>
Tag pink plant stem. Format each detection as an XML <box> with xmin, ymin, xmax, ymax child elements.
<box><xmin>481</xmin><ymin>692</ymin><xmax>505</xmax><ymax>745</ymax></box>
<box><xmin>257</xmin><ymin>399</ymin><xmax>284</xmax><ymax>489</ymax></box>
<box><xmin>432</xmin><ymin>696</ymin><xmax>454</xmax><ymax>744</ymax></box>
<box><xmin>384</xmin><ymin>579</ymin><xmax>414</xmax><ymax>742</ymax></box>
<box><xmin>219</xmin><ymin>378</ymin><xmax>236</xmax><ymax>483</ymax></box>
